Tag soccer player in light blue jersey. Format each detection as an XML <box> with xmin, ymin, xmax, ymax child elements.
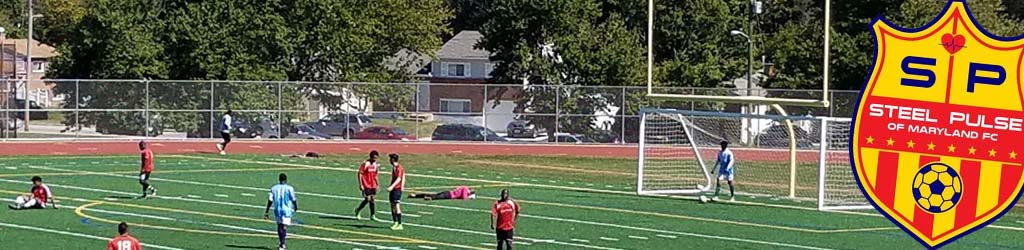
<box><xmin>712</xmin><ymin>140</ymin><xmax>736</xmax><ymax>202</ymax></box>
<box><xmin>264</xmin><ymin>173</ymin><xmax>297</xmax><ymax>250</ymax></box>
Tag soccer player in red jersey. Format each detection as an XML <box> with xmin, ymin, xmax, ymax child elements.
<box><xmin>9</xmin><ymin>176</ymin><xmax>56</xmax><ymax>210</ymax></box>
<box><xmin>139</xmin><ymin>141</ymin><xmax>157</xmax><ymax>198</ymax></box>
<box><xmin>491</xmin><ymin>189</ymin><xmax>521</xmax><ymax>250</ymax></box>
<box><xmin>354</xmin><ymin>150</ymin><xmax>380</xmax><ymax>221</ymax></box>
<box><xmin>386</xmin><ymin>153</ymin><xmax>405</xmax><ymax>230</ymax></box>
<box><xmin>107</xmin><ymin>222</ymin><xmax>142</xmax><ymax>250</ymax></box>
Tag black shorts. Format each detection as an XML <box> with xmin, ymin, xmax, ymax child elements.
<box><xmin>362</xmin><ymin>188</ymin><xmax>378</xmax><ymax>196</ymax></box>
<box><xmin>496</xmin><ymin>229</ymin><xmax>514</xmax><ymax>241</ymax></box>
<box><xmin>140</xmin><ymin>172</ymin><xmax>152</xmax><ymax>182</ymax></box>
<box><xmin>389</xmin><ymin>190</ymin><xmax>403</xmax><ymax>203</ymax></box>
<box><xmin>220</xmin><ymin>132</ymin><xmax>231</xmax><ymax>142</ymax></box>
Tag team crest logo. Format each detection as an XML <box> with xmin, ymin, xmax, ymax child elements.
<box><xmin>851</xmin><ymin>0</ymin><xmax>1024</xmax><ymax>249</ymax></box>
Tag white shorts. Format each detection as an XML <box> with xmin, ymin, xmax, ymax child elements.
<box><xmin>276</xmin><ymin>216</ymin><xmax>292</xmax><ymax>226</ymax></box>
<box><xmin>717</xmin><ymin>168</ymin><xmax>735</xmax><ymax>181</ymax></box>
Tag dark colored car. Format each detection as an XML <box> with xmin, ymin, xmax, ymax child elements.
<box><xmin>290</xmin><ymin>123</ymin><xmax>332</xmax><ymax>140</ymax></box>
<box><xmin>96</xmin><ymin>112</ymin><xmax>163</xmax><ymax>136</ymax></box>
<box><xmin>432</xmin><ymin>124</ymin><xmax>506</xmax><ymax>142</ymax></box>
<box><xmin>188</xmin><ymin>115</ymin><xmax>288</xmax><ymax>139</ymax></box>
<box><xmin>506</xmin><ymin>120</ymin><xmax>542</xmax><ymax>138</ymax></box>
<box><xmin>587</xmin><ymin>130</ymin><xmax>621</xmax><ymax>144</ymax></box>
<box><xmin>758</xmin><ymin>124</ymin><xmax>814</xmax><ymax>149</ymax></box>
<box><xmin>548</xmin><ymin>133</ymin><xmax>595</xmax><ymax>144</ymax></box>
<box><xmin>354</xmin><ymin>126</ymin><xmax>417</xmax><ymax>140</ymax></box>
<box><xmin>299</xmin><ymin>114</ymin><xmax>372</xmax><ymax>138</ymax></box>
<box><xmin>8</xmin><ymin>99</ymin><xmax>48</xmax><ymax>121</ymax></box>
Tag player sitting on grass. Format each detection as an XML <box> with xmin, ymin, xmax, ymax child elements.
<box><xmin>9</xmin><ymin>176</ymin><xmax>56</xmax><ymax>210</ymax></box>
<box><xmin>409</xmin><ymin>186</ymin><xmax>477</xmax><ymax>201</ymax></box>
<box><xmin>354</xmin><ymin>150</ymin><xmax>380</xmax><ymax>221</ymax></box>
<box><xmin>139</xmin><ymin>141</ymin><xmax>157</xmax><ymax>198</ymax></box>
<box><xmin>265</xmin><ymin>173</ymin><xmax>297</xmax><ymax>250</ymax></box>
<box><xmin>107</xmin><ymin>222</ymin><xmax>141</xmax><ymax>250</ymax></box>
<box><xmin>386</xmin><ymin>153</ymin><xmax>405</xmax><ymax>230</ymax></box>
<box><xmin>712</xmin><ymin>140</ymin><xmax>736</xmax><ymax>202</ymax></box>
<box><xmin>492</xmin><ymin>189</ymin><xmax>520</xmax><ymax>250</ymax></box>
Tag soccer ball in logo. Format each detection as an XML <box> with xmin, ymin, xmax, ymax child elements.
<box><xmin>912</xmin><ymin>163</ymin><xmax>962</xmax><ymax>213</ymax></box>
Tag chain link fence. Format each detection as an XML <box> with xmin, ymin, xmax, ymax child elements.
<box><xmin>0</xmin><ymin>79</ymin><xmax>860</xmax><ymax>142</ymax></box>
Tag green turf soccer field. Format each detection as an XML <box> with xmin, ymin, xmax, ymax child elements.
<box><xmin>2</xmin><ymin>153</ymin><xmax>1024</xmax><ymax>250</ymax></box>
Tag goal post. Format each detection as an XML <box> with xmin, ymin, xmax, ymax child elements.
<box><xmin>637</xmin><ymin>108</ymin><xmax>872</xmax><ymax>210</ymax></box>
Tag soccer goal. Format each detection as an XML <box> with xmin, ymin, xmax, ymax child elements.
<box><xmin>637</xmin><ymin>109</ymin><xmax>871</xmax><ymax>210</ymax></box>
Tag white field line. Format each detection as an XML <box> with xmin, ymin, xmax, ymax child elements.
<box><xmin>15</xmin><ymin>165</ymin><xmax>834</xmax><ymax>250</ymax></box>
<box><xmin>0</xmin><ymin>176</ymin><xmax>617</xmax><ymax>250</ymax></box>
<box><xmin>0</xmin><ymin>222</ymin><xmax>186</xmax><ymax>250</ymax></box>
<box><xmin>78</xmin><ymin>204</ymin><xmax>391</xmax><ymax>249</ymax></box>
<box><xmin>184</xmin><ymin>157</ymin><xmax>1024</xmax><ymax>234</ymax></box>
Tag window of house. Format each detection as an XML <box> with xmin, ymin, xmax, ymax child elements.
<box><xmin>484</xmin><ymin>63</ymin><xmax>494</xmax><ymax>78</ymax></box>
<box><xmin>440</xmin><ymin>99</ymin><xmax>471</xmax><ymax>113</ymax></box>
<box><xmin>443</xmin><ymin>63</ymin><xmax>469</xmax><ymax>77</ymax></box>
<box><xmin>32</xmin><ymin>61</ymin><xmax>44</xmax><ymax>73</ymax></box>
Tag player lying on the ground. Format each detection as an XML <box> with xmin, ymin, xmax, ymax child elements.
<box><xmin>280</xmin><ymin>152</ymin><xmax>321</xmax><ymax>159</ymax></box>
<box><xmin>9</xmin><ymin>176</ymin><xmax>56</xmax><ymax>210</ymax></box>
<box><xmin>408</xmin><ymin>186</ymin><xmax>477</xmax><ymax>201</ymax></box>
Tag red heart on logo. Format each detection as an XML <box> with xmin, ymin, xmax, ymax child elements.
<box><xmin>941</xmin><ymin>33</ymin><xmax>965</xmax><ymax>54</ymax></box>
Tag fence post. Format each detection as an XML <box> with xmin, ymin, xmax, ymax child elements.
<box><xmin>621</xmin><ymin>86</ymin><xmax>626</xmax><ymax>145</ymax></box>
<box><xmin>75</xmin><ymin>80</ymin><xmax>80</xmax><ymax>139</ymax></box>
<box><xmin>144</xmin><ymin>79</ymin><xmax>150</xmax><ymax>138</ymax></box>
<box><xmin>483</xmin><ymin>85</ymin><xmax>488</xmax><ymax>142</ymax></box>
<box><xmin>555</xmin><ymin>85</ymin><xmax>560</xmax><ymax>140</ymax></box>
<box><xmin>209</xmin><ymin>81</ymin><xmax>215</xmax><ymax>138</ymax></box>
<box><xmin>278</xmin><ymin>82</ymin><xmax>283</xmax><ymax>139</ymax></box>
<box><xmin>415</xmin><ymin>82</ymin><xmax>420</xmax><ymax>139</ymax></box>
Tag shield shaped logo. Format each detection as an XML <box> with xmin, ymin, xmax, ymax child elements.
<box><xmin>851</xmin><ymin>0</ymin><xmax>1024</xmax><ymax>249</ymax></box>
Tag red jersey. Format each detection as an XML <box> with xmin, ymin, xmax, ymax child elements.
<box><xmin>390</xmin><ymin>164</ymin><xmax>405</xmax><ymax>190</ymax></box>
<box><xmin>31</xmin><ymin>184</ymin><xmax>52</xmax><ymax>206</ymax></box>
<box><xmin>358</xmin><ymin>161</ymin><xmax>379</xmax><ymax>189</ymax></box>
<box><xmin>141</xmin><ymin>149</ymin><xmax>154</xmax><ymax>173</ymax></box>
<box><xmin>108</xmin><ymin>235</ymin><xmax>142</xmax><ymax>250</ymax></box>
<box><xmin>492</xmin><ymin>199</ymin><xmax>521</xmax><ymax>231</ymax></box>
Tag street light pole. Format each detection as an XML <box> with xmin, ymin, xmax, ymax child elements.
<box><xmin>23</xmin><ymin>0</ymin><xmax>34</xmax><ymax>132</ymax></box>
<box><xmin>0</xmin><ymin>26</ymin><xmax>6</xmax><ymax>139</ymax></box>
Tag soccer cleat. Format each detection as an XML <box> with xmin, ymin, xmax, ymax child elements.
<box><xmin>370</xmin><ymin>216</ymin><xmax>380</xmax><ymax>222</ymax></box>
<box><xmin>711</xmin><ymin>196</ymin><xmax>720</xmax><ymax>202</ymax></box>
<box><xmin>216</xmin><ymin>143</ymin><xmax>224</xmax><ymax>151</ymax></box>
<box><xmin>8</xmin><ymin>204</ymin><xmax>17</xmax><ymax>210</ymax></box>
<box><xmin>356</xmin><ymin>214</ymin><xmax>363</xmax><ymax>221</ymax></box>
<box><xmin>390</xmin><ymin>223</ymin><xmax>403</xmax><ymax>230</ymax></box>
<box><xmin>150</xmin><ymin>187</ymin><xmax>158</xmax><ymax>197</ymax></box>
<box><xmin>220</xmin><ymin>151</ymin><xmax>226</xmax><ymax>155</ymax></box>
<box><xmin>729</xmin><ymin>197</ymin><xmax>735</xmax><ymax>202</ymax></box>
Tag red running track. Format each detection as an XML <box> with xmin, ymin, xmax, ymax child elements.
<box><xmin>0</xmin><ymin>141</ymin><xmax>639</xmax><ymax>158</ymax></box>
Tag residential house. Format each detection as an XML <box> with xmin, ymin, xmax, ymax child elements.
<box><xmin>1</xmin><ymin>38</ymin><xmax>58</xmax><ymax>107</ymax></box>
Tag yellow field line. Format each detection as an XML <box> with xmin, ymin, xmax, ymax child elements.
<box><xmin>0</xmin><ymin>167</ymin><xmax>313</xmax><ymax>178</ymax></box>
<box><xmin>0</xmin><ymin>189</ymin><xmax>485</xmax><ymax>250</ymax></box>
<box><xmin>74</xmin><ymin>202</ymin><xmax>412</xmax><ymax>243</ymax></box>
<box><xmin>460</xmin><ymin>160</ymin><xmax>634</xmax><ymax>176</ymax></box>
<box><xmin>405</xmin><ymin>183</ymin><xmax>520</xmax><ymax>191</ymax></box>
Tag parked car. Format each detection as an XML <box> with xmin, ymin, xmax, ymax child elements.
<box><xmin>290</xmin><ymin>123</ymin><xmax>332</xmax><ymax>140</ymax></box>
<box><xmin>758</xmin><ymin>124</ymin><xmax>814</xmax><ymax>149</ymax></box>
<box><xmin>586</xmin><ymin>130</ymin><xmax>621</xmax><ymax>144</ymax></box>
<box><xmin>96</xmin><ymin>112</ymin><xmax>163</xmax><ymax>136</ymax></box>
<box><xmin>354</xmin><ymin>126</ymin><xmax>417</xmax><ymax>141</ymax></box>
<box><xmin>506</xmin><ymin>120</ymin><xmax>543</xmax><ymax>138</ymax></box>
<box><xmin>8</xmin><ymin>99</ymin><xmax>48</xmax><ymax>121</ymax></box>
<box><xmin>432</xmin><ymin>124</ymin><xmax>506</xmax><ymax>142</ymax></box>
<box><xmin>549</xmin><ymin>133</ymin><xmax>595</xmax><ymax>144</ymax></box>
<box><xmin>188</xmin><ymin>115</ymin><xmax>288</xmax><ymax>139</ymax></box>
<box><xmin>299</xmin><ymin>113</ymin><xmax>372</xmax><ymax>138</ymax></box>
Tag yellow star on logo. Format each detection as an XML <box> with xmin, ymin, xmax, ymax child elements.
<box><xmin>886</xmin><ymin>138</ymin><xmax>895</xmax><ymax>146</ymax></box>
<box><xmin>968</xmin><ymin>147</ymin><xmax>977</xmax><ymax>155</ymax></box>
<box><xmin>866</xmin><ymin>136</ymin><xmax>875</xmax><ymax>144</ymax></box>
<box><xmin>947</xmin><ymin>144</ymin><xmax>956</xmax><ymax>153</ymax></box>
<box><xmin>927</xmin><ymin>142</ymin><xmax>936</xmax><ymax>151</ymax></box>
<box><xmin>989</xmin><ymin>149</ymin><xmax>998</xmax><ymax>157</ymax></box>
<box><xmin>906</xmin><ymin>140</ymin><xmax>916</xmax><ymax>149</ymax></box>
<box><xmin>1011</xmin><ymin>151</ymin><xmax>1018</xmax><ymax>159</ymax></box>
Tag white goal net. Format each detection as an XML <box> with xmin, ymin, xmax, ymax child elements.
<box><xmin>637</xmin><ymin>109</ymin><xmax>870</xmax><ymax>210</ymax></box>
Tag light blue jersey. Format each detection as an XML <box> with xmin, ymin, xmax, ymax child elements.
<box><xmin>269</xmin><ymin>183</ymin><xmax>296</xmax><ymax>220</ymax></box>
<box><xmin>717</xmin><ymin>149</ymin><xmax>735</xmax><ymax>181</ymax></box>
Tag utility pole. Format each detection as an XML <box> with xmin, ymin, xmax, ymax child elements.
<box><xmin>23</xmin><ymin>0</ymin><xmax>34</xmax><ymax>132</ymax></box>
